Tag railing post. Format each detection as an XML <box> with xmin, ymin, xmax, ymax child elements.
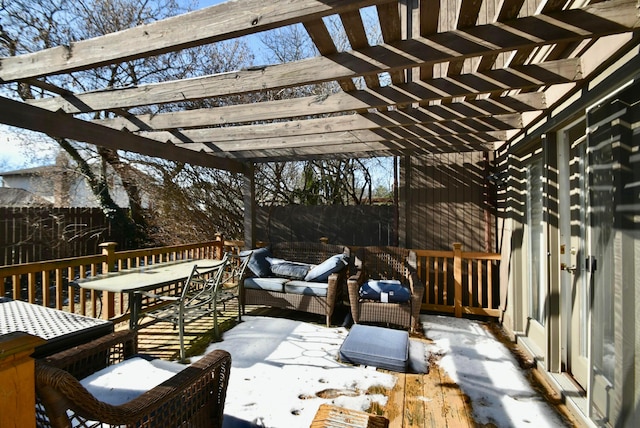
<box><xmin>100</xmin><ymin>242</ymin><xmax>118</xmax><ymax>273</ymax></box>
<box><xmin>99</xmin><ymin>242</ymin><xmax>118</xmax><ymax>320</ymax></box>
<box><xmin>453</xmin><ymin>243</ymin><xmax>462</xmax><ymax>318</ymax></box>
<box><xmin>0</xmin><ymin>332</ymin><xmax>45</xmax><ymax>428</ymax></box>
<box><xmin>215</xmin><ymin>233</ymin><xmax>224</xmax><ymax>259</ymax></box>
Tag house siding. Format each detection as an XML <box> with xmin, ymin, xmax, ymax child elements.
<box><xmin>497</xmin><ymin>40</ymin><xmax>640</xmax><ymax>428</ymax></box>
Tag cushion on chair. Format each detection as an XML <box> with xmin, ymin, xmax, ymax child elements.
<box><xmin>269</xmin><ymin>260</ymin><xmax>313</xmax><ymax>279</ymax></box>
<box><xmin>339</xmin><ymin>324</ymin><xmax>409</xmax><ymax>372</ymax></box>
<box><xmin>284</xmin><ymin>280</ymin><xmax>329</xmax><ymax>297</ymax></box>
<box><xmin>241</xmin><ymin>247</ymin><xmax>272</xmax><ymax>277</ymax></box>
<box><xmin>244</xmin><ymin>277</ymin><xmax>288</xmax><ymax>292</ymax></box>
<box><xmin>304</xmin><ymin>253</ymin><xmax>349</xmax><ymax>282</ymax></box>
<box><xmin>359</xmin><ymin>279</ymin><xmax>411</xmax><ymax>303</ymax></box>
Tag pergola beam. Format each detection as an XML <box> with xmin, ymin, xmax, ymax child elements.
<box><xmin>29</xmin><ymin>57</ymin><xmax>579</xmax><ymax>114</ymax></box>
<box><xmin>136</xmin><ymin>115</ymin><xmax>517</xmax><ymax>144</ymax></box>
<box><xmin>0</xmin><ymin>0</ymin><xmax>397</xmax><ymax>82</ymax></box>
<box><xmin>0</xmin><ymin>96</ymin><xmax>247</xmax><ymax>173</ymax></box>
<box><xmin>93</xmin><ymin>92</ymin><xmax>544</xmax><ymax>132</ymax></box>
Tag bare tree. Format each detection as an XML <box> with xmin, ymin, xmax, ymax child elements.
<box><xmin>0</xmin><ymin>0</ymin><xmax>254</xmax><ymax>246</ymax></box>
<box><xmin>255</xmin><ymin>20</ymin><xmax>392</xmax><ymax>207</ymax></box>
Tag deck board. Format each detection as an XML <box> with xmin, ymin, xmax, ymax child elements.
<box><xmin>119</xmin><ymin>306</ymin><xmax>477</xmax><ymax>427</ymax></box>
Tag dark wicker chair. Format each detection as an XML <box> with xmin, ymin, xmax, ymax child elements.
<box><xmin>347</xmin><ymin>246</ymin><xmax>425</xmax><ymax>333</ymax></box>
<box><xmin>35</xmin><ymin>330</ymin><xmax>231</xmax><ymax>428</ymax></box>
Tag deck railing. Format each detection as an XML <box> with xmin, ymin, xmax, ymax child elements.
<box><xmin>0</xmin><ymin>237</ymin><xmax>238</xmax><ymax>323</ymax></box>
<box><xmin>415</xmin><ymin>243</ymin><xmax>501</xmax><ymax>318</ymax></box>
<box><xmin>1</xmin><ymin>240</ymin><xmax>500</xmax><ymax>322</ymax></box>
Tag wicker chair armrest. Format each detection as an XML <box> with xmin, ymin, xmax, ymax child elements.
<box><xmin>40</xmin><ymin>330</ymin><xmax>137</xmax><ymax>378</ymax></box>
<box><xmin>36</xmin><ymin>349</ymin><xmax>232</xmax><ymax>428</ymax></box>
<box><xmin>347</xmin><ymin>269</ymin><xmax>365</xmax><ymax>285</ymax></box>
<box><xmin>407</xmin><ymin>270</ymin><xmax>424</xmax><ymax>293</ymax></box>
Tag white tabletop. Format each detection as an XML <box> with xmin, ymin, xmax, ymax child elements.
<box><xmin>76</xmin><ymin>260</ymin><xmax>225</xmax><ymax>293</ymax></box>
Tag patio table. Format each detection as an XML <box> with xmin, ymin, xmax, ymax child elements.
<box><xmin>0</xmin><ymin>297</ymin><xmax>114</xmax><ymax>358</ymax></box>
<box><xmin>76</xmin><ymin>260</ymin><xmax>225</xmax><ymax>329</ymax></box>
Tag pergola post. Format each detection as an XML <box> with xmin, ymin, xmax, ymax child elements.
<box><xmin>243</xmin><ymin>164</ymin><xmax>256</xmax><ymax>249</ymax></box>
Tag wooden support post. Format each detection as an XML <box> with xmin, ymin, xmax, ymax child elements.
<box><xmin>215</xmin><ymin>233</ymin><xmax>224</xmax><ymax>259</ymax></box>
<box><xmin>453</xmin><ymin>243</ymin><xmax>463</xmax><ymax>318</ymax></box>
<box><xmin>99</xmin><ymin>242</ymin><xmax>118</xmax><ymax>320</ymax></box>
<box><xmin>0</xmin><ymin>332</ymin><xmax>45</xmax><ymax>428</ymax></box>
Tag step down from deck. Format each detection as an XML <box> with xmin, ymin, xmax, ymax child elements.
<box><xmin>339</xmin><ymin>324</ymin><xmax>409</xmax><ymax>372</ymax></box>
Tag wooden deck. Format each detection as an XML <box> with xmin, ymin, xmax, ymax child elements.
<box><xmin>119</xmin><ymin>304</ymin><xmax>479</xmax><ymax>428</ymax></box>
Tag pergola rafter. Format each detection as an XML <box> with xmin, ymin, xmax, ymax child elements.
<box><xmin>0</xmin><ymin>0</ymin><xmax>638</xmax><ymax>169</ymax></box>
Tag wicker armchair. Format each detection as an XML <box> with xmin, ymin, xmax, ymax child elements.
<box><xmin>35</xmin><ymin>330</ymin><xmax>231</xmax><ymax>428</ymax></box>
<box><xmin>347</xmin><ymin>246</ymin><xmax>425</xmax><ymax>333</ymax></box>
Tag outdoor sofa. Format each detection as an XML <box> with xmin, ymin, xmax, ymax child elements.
<box><xmin>348</xmin><ymin>246</ymin><xmax>425</xmax><ymax>333</ymax></box>
<box><xmin>35</xmin><ymin>329</ymin><xmax>231</xmax><ymax>428</ymax></box>
<box><xmin>241</xmin><ymin>241</ymin><xmax>350</xmax><ymax>326</ymax></box>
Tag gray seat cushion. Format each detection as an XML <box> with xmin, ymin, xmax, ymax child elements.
<box><xmin>244</xmin><ymin>277</ymin><xmax>287</xmax><ymax>293</ymax></box>
<box><xmin>339</xmin><ymin>324</ymin><xmax>409</xmax><ymax>372</ymax></box>
<box><xmin>283</xmin><ymin>280</ymin><xmax>329</xmax><ymax>297</ymax></box>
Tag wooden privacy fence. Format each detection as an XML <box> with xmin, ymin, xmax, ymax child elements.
<box><xmin>0</xmin><ymin>207</ymin><xmax>127</xmax><ymax>265</ymax></box>
<box><xmin>0</xmin><ymin>238</ymin><xmax>230</xmax><ymax>323</ymax></box>
<box><xmin>415</xmin><ymin>243</ymin><xmax>501</xmax><ymax>318</ymax></box>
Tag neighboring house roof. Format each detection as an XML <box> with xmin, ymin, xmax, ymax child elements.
<box><xmin>0</xmin><ymin>165</ymin><xmax>61</xmax><ymax>176</ymax></box>
<box><xmin>0</xmin><ymin>187</ymin><xmax>52</xmax><ymax>207</ymax></box>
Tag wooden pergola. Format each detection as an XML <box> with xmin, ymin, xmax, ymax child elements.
<box><xmin>0</xmin><ymin>0</ymin><xmax>638</xmax><ymax>171</ymax></box>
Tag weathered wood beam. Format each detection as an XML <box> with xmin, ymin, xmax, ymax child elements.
<box><xmin>447</xmin><ymin>0</ymin><xmax>484</xmax><ymax>75</ymax></box>
<box><xmin>507</xmin><ymin>0</ymin><xmax>569</xmax><ymax>67</ymax></box>
<box><xmin>418</xmin><ymin>0</ymin><xmax>441</xmax><ymax>80</ymax></box>
<box><xmin>376</xmin><ymin>1</ymin><xmax>404</xmax><ymax>84</ymax></box>
<box><xmin>167</xmin><ymin>126</ymin><xmax>507</xmax><ymax>151</ymax></box>
<box><xmin>0</xmin><ymin>0</ymin><xmax>397</xmax><ymax>82</ymax></box>
<box><xmin>31</xmin><ymin>55</ymin><xmax>579</xmax><ymax>114</ymax></box>
<box><xmin>189</xmin><ymin>138</ymin><xmax>493</xmax><ymax>161</ymax></box>
<box><xmin>0</xmin><ymin>96</ymin><xmax>246</xmax><ymax>173</ymax></box>
<box><xmin>93</xmin><ymin>92</ymin><xmax>544</xmax><ymax>131</ymax></box>
<box><xmin>303</xmin><ymin>19</ymin><xmax>357</xmax><ymax>92</ymax></box>
<box><xmin>475</xmin><ymin>0</ymin><xmax>526</xmax><ymax>71</ymax></box>
<box><xmin>27</xmin><ymin>0</ymin><xmax>636</xmax><ymax>113</ymax></box>
<box><xmin>339</xmin><ymin>10</ymin><xmax>380</xmax><ymax>88</ymax></box>
<box><xmin>135</xmin><ymin>113</ymin><xmax>519</xmax><ymax>143</ymax></box>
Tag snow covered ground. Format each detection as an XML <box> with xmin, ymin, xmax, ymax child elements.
<box><xmin>81</xmin><ymin>314</ymin><xmax>568</xmax><ymax>427</ymax></box>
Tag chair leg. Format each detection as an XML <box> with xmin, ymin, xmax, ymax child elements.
<box><xmin>213</xmin><ymin>303</ymin><xmax>219</xmax><ymax>341</ymax></box>
<box><xmin>179</xmin><ymin>317</ymin><xmax>185</xmax><ymax>362</ymax></box>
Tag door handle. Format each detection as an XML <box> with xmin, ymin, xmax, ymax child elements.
<box><xmin>561</xmin><ymin>263</ymin><xmax>576</xmax><ymax>274</ymax></box>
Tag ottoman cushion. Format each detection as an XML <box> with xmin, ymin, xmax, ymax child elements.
<box><xmin>339</xmin><ymin>324</ymin><xmax>409</xmax><ymax>372</ymax></box>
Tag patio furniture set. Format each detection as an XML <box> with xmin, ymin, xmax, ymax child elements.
<box><xmin>24</xmin><ymin>242</ymin><xmax>421</xmax><ymax>427</ymax></box>
<box><xmin>241</xmin><ymin>242</ymin><xmax>425</xmax><ymax>334</ymax></box>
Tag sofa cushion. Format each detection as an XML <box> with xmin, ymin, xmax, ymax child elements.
<box><xmin>359</xmin><ymin>279</ymin><xmax>411</xmax><ymax>303</ymax></box>
<box><xmin>269</xmin><ymin>261</ymin><xmax>313</xmax><ymax>280</ymax></box>
<box><xmin>241</xmin><ymin>247</ymin><xmax>272</xmax><ymax>277</ymax></box>
<box><xmin>304</xmin><ymin>253</ymin><xmax>349</xmax><ymax>282</ymax></box>
<box><xmin>284</xmin><ymin>280</ymin><xmax>329</xmax><ymax>297</ymax></box>
<box><xmin>244</xmin><ymin>277</ymin><xmax>287</xmax><ymax>293</ymax></box>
